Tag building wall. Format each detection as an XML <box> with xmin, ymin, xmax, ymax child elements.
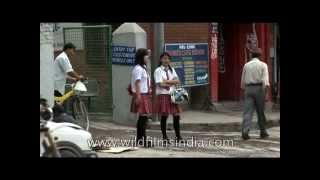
<box><xmin>218</xmin><ymin>23</ymin><xmax>243</xmax><ymax>100</ymax></box>
<box><xmin>218</xmin><ymin>23</ymin><xmax>273</xmax><ymax>101</ymax></box>
<box><xmin>165</xmin><ymin>23</ymin><xmax>209</xmax><ymax>43</ymax></box>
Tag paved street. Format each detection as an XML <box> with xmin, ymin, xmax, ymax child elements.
<box><xmin>90</xmin><ymin>121</ymin><xmax>280</xmax><ymax>158</ymax></box>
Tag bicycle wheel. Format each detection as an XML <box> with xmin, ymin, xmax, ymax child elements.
<box><xmin>72</xmin><ymin>97</ymin><xmax>90</xmax><ymax>131</ymax></box>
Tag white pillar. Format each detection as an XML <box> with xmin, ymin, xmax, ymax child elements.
<box><xmin>40</xmin><ymin>23</ymin><xmax>54</xmax><ymax>107</ymax></box>
<box><xmin>112</xmin><ymin>23</ymin><xmax>147</xmax><ymax>125</ymax></box>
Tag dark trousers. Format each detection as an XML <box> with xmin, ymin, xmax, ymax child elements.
<box><xmin>242</xmin><ymin>85</ymin><xmax>267</xmax><ymax>134</ymax></box>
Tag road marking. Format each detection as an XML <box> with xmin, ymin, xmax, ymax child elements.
<box><xmin>249</xmin><ymin>139</ymin><xmax>280</xmax><ymax>144</ymax></box>
<box><xmin>267</xmin><ymin>147</ymin><xmax>280</xmax><ymax>152</ymax></box>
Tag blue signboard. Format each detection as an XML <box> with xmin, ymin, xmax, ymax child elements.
<box><xmin>164</xmin><ymin>43</ymin><xmax>209</xmax><ymax>87</ymax></box>
<box><xmin>112</xmin><ymin>45</ymin><xmax>136</xmax><ymax>65</ymax></box>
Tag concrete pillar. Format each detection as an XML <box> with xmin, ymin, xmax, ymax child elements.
<box><xmin>40</xmin><ymin>23</ymin><xmax>55</xmax><ymax>107</ymax></box>
<box><xmin>112</xmin><ymin>23</ymin><xmax>147</xmax><ymax>125</ymax></box>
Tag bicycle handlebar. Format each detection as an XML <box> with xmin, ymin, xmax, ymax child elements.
<box><xmin>79</xmin><ymin>77</ymin><xmax>88</xmax><ymax>82</ymax></box>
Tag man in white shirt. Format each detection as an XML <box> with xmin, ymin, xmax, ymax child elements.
<box><xmin>54</xmin><ymin>43</ymin><xmax>84</xmax><ymax>96</ymax></box>
<box><xmin>240</xmin><ymin>48</ymin><xmax>270</xmax><ymax>140</ymax></box>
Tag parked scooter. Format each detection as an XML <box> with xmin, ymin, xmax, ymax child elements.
<box><xmin>40</xmin><ymin>98</ymin><xmax>97</xmax><ymax>158</ymax></box>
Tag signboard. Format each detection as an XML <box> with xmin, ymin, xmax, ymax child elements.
<box><xmin>165</xmin><ymin>43</ymin><xmax>209</xmax><ymax>87</ymax></box>
<box><xmin>112</xmin><ymin>45</ymin><xmax>136</xmax><ymax>65</ymax></box>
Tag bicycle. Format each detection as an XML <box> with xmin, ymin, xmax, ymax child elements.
<box><xmin>54</xmin><ymin>79</ymin><xmax>90</xmax><ymax>131</ymax></box>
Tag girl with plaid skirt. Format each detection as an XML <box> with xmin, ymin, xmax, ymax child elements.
<box><xmin>154</xmin><ymin>52</ymin><xmax>185</xmax><ymax>144</ymax></box>
<box><xmin>130</xmin><ymin>48</ymin><xmax>153</xmax><ymax>147</ymax></box>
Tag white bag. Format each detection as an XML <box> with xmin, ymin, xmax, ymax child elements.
<box><xmin>170</xmin><ymin>86</ymin><xmax>189</xmax><ymax>104</ymax></box>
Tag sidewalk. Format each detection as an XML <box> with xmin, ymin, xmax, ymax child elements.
<box><xmin>90</xmin><ymin>101</ymin><xmax>280</xmax><ymax>132</ymax></box>
<box><xmin>148</xmin><ymin>110</ymin><xmax>279</xmax><ymax>132</ymax></box>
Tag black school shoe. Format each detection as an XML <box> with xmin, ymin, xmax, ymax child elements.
<box><xmin>162</xmin><ymin>138</ymin><xmax>171</xmax><ymax>146</ymax></box>
<box><xmin>175</xmin><ymin>137</ymin><xmax>186</xmax><ymax>144</ymax></box>
<box><xmin>136</xmin><ymin>139</ymin><xmax>154</xmax><ymax>148</ymax></box>
<box><xmin>260</xmin><ymin>130</ymin><xmax>270</xmax><ymax>139</ymax></box>
<box><xmin>242</xmin><ymin>133</ymin><xmax>250</xmax><ymax>140</ymax></box>
<box><xmin>144</xmin><ymin>140</ymin><xmax>154</xmax><ymax>148</ymax></box>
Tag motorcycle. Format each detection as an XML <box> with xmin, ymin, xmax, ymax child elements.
<box><xmin>40</xmin><ymin>98</ymin><xmax>97</xmax><ymax>158</ymax></box>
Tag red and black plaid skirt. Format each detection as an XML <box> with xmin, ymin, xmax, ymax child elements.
<box><xmin>155</xmin><ymin>94</ymin><xmax>181</xmax><ymax>115</ymax></box>
<box><xmin>130</xmin><ymin>94</ymin><xmax>153</xmax><ymax>115</ymax></box>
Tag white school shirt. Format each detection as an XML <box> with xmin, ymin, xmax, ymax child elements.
<box><xmin>54</xmin><ymin>51</ymin><xmax>74</xmax><ymax>95</ymax></box>
<box><xmin>131</xmin><ymin>65</ymin><xmax>150</xmax><ymax>94</ymax></box>
<box><xmin>154</xmin><ymin>65</ymin><xmax>179</xmax><ymax>95</ymax></box>
<box><xmin>240</xmin><ymin>58</ymin><xmax>270</xmax><ymax>89</ymax></box>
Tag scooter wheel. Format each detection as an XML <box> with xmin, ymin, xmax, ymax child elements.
<box><xmin>55</xmin><ymin>141</ymin><xmax>84</xmax><ymax>157</ymax></box>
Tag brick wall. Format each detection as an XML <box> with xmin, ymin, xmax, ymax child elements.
<box><xmin>165</xmin><ymin>23</ymin><xmax>209</xmax><ymax>43</ymax></box>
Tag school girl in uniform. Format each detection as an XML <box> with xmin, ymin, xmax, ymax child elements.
<box><xmin>130</xmin><ymin>48</ymin><xmax>153</xmax><ymax>147</ymax></box>
<box><xmin>154</xmin><ymin>52</ymin><xmax>185</xmax><ymax>144</ymax></box>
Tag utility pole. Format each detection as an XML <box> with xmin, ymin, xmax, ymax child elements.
<box><xmin>151</xmin><ymin>23</ymin><xmax>164</xmax><ymax>122</ymax></box>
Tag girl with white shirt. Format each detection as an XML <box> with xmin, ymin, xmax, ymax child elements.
<box><xmin>130</xmin><ymin>48</ymin><xmax>152</xmax><ymax>147</ymax></box>
<box><xmin>154</xmin><ymin>52</ymin><xmax>185</xmax><ymax>144</ymax></box>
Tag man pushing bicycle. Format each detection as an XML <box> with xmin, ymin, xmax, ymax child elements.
<box><xmin>54</xmin><ymin>43</ymin><xmax>85</xmax><ymax>112</ymax></box>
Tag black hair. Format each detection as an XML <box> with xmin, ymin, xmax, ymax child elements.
<box><xmin>159</xmin><ymin>52</ymin><xmax>173</xmax><ymax>73</ymax></box>
<box><xmin>52</xmin><ymin>104</ymin><xmax>65</xmax><ymax>117</ymax></box>
<box><xmin>63</xmin><ymin>43</ymin><xmax>76</xmax><ymax>51</ymax></box>
<box><xmin>251</xmin><ymin>52</ymin><xmax>262</xmax><ymax>59</ymax></box>
<box><xmin>135</xmin><ymin>48</ymin><xmax>149</xmax><ymax>69</ymax></box>
<box><xmin>40</xmin><ymin>98</ymin><xmax>48</xmax><ymax>107</ymax></box>
<box><xmin>40</xmin><ymin>98</ymin><xmax>51</xmax><ymax>120</ymax></box>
